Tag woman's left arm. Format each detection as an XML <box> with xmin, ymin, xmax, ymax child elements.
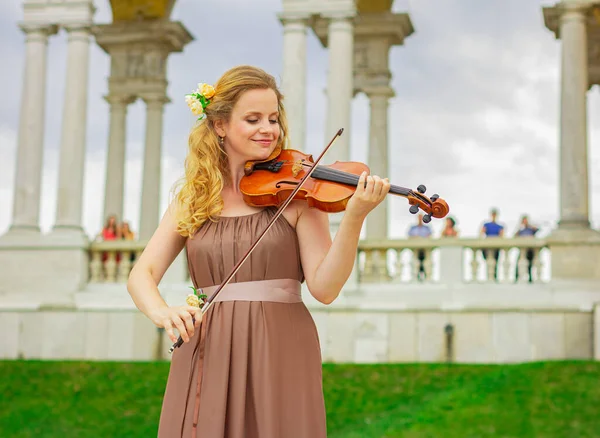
<box><xmin>295</xmin><ymin>172</ymin><xmax>390</xmax><ymax>304</ymax></box>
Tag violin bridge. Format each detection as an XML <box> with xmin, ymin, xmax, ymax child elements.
<box><xmin>292</xmin><ymin>160</ymin><xmax>304</xmax><ymax>178</ymax></box>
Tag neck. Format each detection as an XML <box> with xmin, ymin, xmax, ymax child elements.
<box><xmin>225</xmin><ymin>154</ymin><xmax>247</xmax><ymax>192</ymax></box>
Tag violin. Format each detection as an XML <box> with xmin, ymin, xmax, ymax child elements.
<box><xmin>240</xmin><ymin>132</ymin><xmax>449</xmax><ymax>223</ymax></box>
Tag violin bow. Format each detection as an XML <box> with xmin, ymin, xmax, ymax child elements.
<box><xmin>169</xmin><ymin>128</ymin><xmax>344</xmax><ymax>353</ymax></box>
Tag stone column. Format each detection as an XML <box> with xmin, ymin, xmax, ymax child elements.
<box><xmin>365</xmin><ymin>88</ymin><xmax>394</xmax><ymax>240</ymax></box>
<box><xmin>53</xmin><ymin>26</ymin><xmax>92</xmax><ymax>233</ymax></box>
<box><xmin>139</xmin><ymin>95</ymin><xmax>168</xmax><ymax>240</ymax></box>
<box><xmin>8</xmin><ymin>24</ymin><xmax>57</xmax><ymax>234</ymax></box>
<box><xmin>280</xmin><ymin>14</ymin><xmax>308</xmax><ymax>151</ymax></box>
<box><xmin>103</xmin><ymin>95</ymin><xmax>133</xmax><ymax>222</ymax></box>
<box><xmin>557</xmin><ymin>3</ymin><xmax>590</xmax><ymax>230</ymax></box>
<box><xmin>324</xmin><ymin>13</ymin><xmax>354</xmax><ymax>164</ymax></box>
<box><xmin>546</xmin><ymin>2</ymin><xmax>600</xmax><ymax>281</ymax></box>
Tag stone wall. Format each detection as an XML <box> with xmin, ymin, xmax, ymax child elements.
<box><xmin>1</xmin><ymin>282</ymin><xmax>599</xmax><ymax>363</ymax></box>
<box><xmin>312</xmin><ymin>309</ymin><xmax>592</xmax><ymax>363</ymax></box>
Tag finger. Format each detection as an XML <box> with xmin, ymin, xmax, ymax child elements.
<box><xmin>368</xmin><ymin>178</ymin><xmax>382</xmax><ymax>202</ymax></box>
<box><xmin>186</xmin><ymin>305</ymin><xmax>202</xmax><ymax>317</ymax></box>
<box><xmin>187</xmin><ymin>306</ymin><xmax>204</xmax><ymax>326</ymax></box>
<box><xmin>186</xmin><ymin>306</ymin><xmax>202</xmax><ymax>327</ymax></box>
<box><xmin>383</xmin><ymin>178</ymin><xmax>391</xmax><ymax>196</ymax></box>
<box><xmin>378</xmin><ymin>177</ymin><xmax>390</xmax><ymax>198</ymax></box>
<box><xmin>178</xmin><ymin>309</ymin><xmax>195</xmax><ymax>339</ymax></box>
<box><xmin>372</xmin><ymin>176</ymin><xmax>383</xmax><ymax>198</ymax></box>
<box><xmin>193</xmin><ymin>310</ymin><xmax>202</xmax><ymax>328</ymax></box>
<box><xmin>164</xmin><ymin>319</ymin><xmax>177</xmax><ymax>344</ymax></box>
<box><xmin>365</xmin><ymin>175</ymin><xmax>375</xmax><ymax>196</ymax></box>
<box><xmin>172</xmin><ymin>316</ymin><xmax>189</xmax><ymax>343</ymax></box>
<box><xmin>356</xmin><ymin>171</ymin><xmax>367</xmax><ymax>194</ymax></box>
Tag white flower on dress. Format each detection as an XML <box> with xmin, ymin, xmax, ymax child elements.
<box><xmin>186</xmin><ymin>293</ymin><xmax>200</xmax><ymax>308</ymax></box>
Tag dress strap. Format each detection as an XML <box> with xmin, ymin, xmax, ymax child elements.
<box><xmin>200</xmin><ymin>278</ymin><xmax>302</xmax><ymax>303</ymax></box>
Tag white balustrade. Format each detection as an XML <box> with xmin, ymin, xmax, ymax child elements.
<box><xmin>89</xmin><ymin>240</ymin><xmax>145</xmax><ymax>283</ymax></box>
<box><xmin>357</xmin><ymin>237</ymin><xmax>549</xmax><ymax>284</ymax></box>
<box><xmin>88</xmin><ymin>240</ymin><xmax>190</xmax><ymax>284</ymax></box>
<box><xmin>88</xmin><ymin>238</ymin><xmax>549</xmax><ymax>285</ymax></box>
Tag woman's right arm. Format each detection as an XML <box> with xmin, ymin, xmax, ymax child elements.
<box><xmin>127</xmin><ymin>201</ymin><xmax>201</xmax><ymax>344</ymax></box>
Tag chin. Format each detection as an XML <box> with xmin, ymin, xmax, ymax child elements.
<box><xmin>252</xmin><ymin>147</ymin><xmax>275</xmax><ymax>161</ymax></box>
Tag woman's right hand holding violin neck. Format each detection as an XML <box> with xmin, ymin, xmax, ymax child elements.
<box><xmin>149</xmin><ymin>305</ymin><xmax>203</xmax><ymax>344</ymax></box>
<box><xmin>345</xmin><ymin>171</ymin><xmax>391</xmax><ymax>221</ymax></box>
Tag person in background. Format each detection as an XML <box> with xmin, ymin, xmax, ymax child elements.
<box><xmin>514</xmin><ymin>214</ymin><xmax>539</xmax><ymax>282</ymax></box>
<box><xmin>98</xmin><ymin>214</ymin><xmax>120</xmax><ymax>263</ymax></box>
<box><xmin>480</xmin><ymin>208</ymin><xmax>504</xmax><ymax>281</ymax></box>
<box><xmin>441</xmin><ymin>216</ymin><xmax>459</xmax><ymax>238</ymax></box>
<box><xmin>121</xmin><ymin>221</ymin><xmax>135</xmax><ymax>241</ymax></box>
<box><xmin>101</xmin><ymin>214</ymin><xmax>119</xmax><ymax>241</ymax></box>
<box><xmin>120</xmin><ymin>221</ymin><xmax>136</xmax><ymax>263</ymax></box>
<box><xmin>408</xmin><ymin>213</ymin><xmax>432</xmax><ymax>281</ymax></box>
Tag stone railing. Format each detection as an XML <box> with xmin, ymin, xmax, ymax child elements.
<box><xmin>89</xmin><ymin>240</ymin><xmax>147</xmax><ymax>282</ymax></box>
<box><xmin>357</xmin><ymin>237</ymin><xmax>550</xmax><ymax>284</ymax></box>
<box><xmin>89</xmin><ymin>237</ymin><xmax>549</xmax><ymax>285</ymax></box>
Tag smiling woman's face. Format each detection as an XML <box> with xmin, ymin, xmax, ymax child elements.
<box><xmin>217</xmin><ymin>88</ymin><xmax>281</xmax><ymax>162</ymax></box>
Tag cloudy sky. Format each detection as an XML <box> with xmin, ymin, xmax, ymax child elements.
<box><xmin>1</xmin><ymin>0</ymin><xmax>599</xmax><ymax>240</ymax></box>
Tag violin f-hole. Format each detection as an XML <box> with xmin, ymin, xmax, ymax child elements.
<box><xmin>275</xmin><ymin>180</ymin><xmax>299</xmax><ymax>188</ymax></box>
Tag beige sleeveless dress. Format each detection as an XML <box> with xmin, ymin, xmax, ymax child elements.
<box><xmin>158</xmin><ymin>207</ymin><xmax>327</xmax><ymax>438</ymax></box>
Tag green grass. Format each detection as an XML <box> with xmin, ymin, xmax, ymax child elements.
<box><xmin>1</xmin><ymin>360</ymin><xmax>599</xmax><ymax>437</ymax></box>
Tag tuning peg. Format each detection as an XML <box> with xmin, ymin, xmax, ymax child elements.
<box><xmin>422</xmin><ymin>214</ymin><xmax>432</xmax><ymax>223</ymax></box>
<box><xmin>417</xmin><ymin>185</ymin><xmax>426</xmax><ymax>194</ymax></box>
<box><xmin>409</xmin><ymin>205</ymin><xmax>419</xmax><ymax>214</ymax></box>
<box><xmin>430</xmin><ymin>194</ymin><xmax>439</xmax><ymax>201</ymax></box>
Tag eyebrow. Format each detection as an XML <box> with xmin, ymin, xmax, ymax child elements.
<box><xmin>244</xmin><ymin>111</ymin><xmax>279</xmax><ymax>117</ymax></box>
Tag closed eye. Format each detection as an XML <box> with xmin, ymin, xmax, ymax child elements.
<box><xmin>247</xmin><ymin>119</ymin><xmax>279</xmax><ymax>124</ymax></box>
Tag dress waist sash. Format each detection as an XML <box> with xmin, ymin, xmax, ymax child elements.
<box><xmin>200</xmin><ymin>278</ymin><xmax>302</xmax><ymax>303</ymax></box>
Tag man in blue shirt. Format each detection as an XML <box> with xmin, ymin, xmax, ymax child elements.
<box><xmin>481</xmin><ymin>208</ymin><xmax>504</xmax><ymax>238</ymax></box>
<box><xmin>408</xmin><ymin>214</ymin><xmax>432</xmax><ymax>281</ymax></box>
<box><xmin>408</xmin><ymin>214</ymin><xmax>433</xmax><ymax>238</ymax></box>
<box><xmin>480</xmin><ymin>208</ymin><xmax>504</xmax><ymax>281</ymax></box>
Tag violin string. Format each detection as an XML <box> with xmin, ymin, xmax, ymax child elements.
<box><xmin>310</xmin><ymin>165</ymin><xmax>412</xmax><ymax>197</ymax></box>
<box><xmin>278</xmin><ymin>160</ymin><xmax>412</xmax><ymax>197</ymax></box>
<box><xmin>273</xmin><ymin>160</ymin><xmax>437</xmax><ymax>213</ymax></box>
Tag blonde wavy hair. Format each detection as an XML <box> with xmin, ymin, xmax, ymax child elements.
<box><xmin>173</xmin><ymin>65</ymin><xmax>290</xmax><ymax>237</ymax></box>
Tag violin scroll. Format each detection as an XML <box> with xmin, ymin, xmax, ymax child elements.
<box><xmin>407</xmin><ymin>184</ymin><xmax>449</xmax><ymax>223</ymax></box>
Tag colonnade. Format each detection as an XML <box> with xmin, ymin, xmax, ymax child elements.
<box><xmin>7</xmin><ymin>5</ymin><xmax>191</xmax><ymax>241</ymax></box>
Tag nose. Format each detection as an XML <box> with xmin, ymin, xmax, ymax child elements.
<box><xmin>258</xmin><ymin>121</ymin><xmax>275</xmax><ymax>134</ymax></box>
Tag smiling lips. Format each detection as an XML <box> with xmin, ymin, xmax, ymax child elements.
<box><xmin>253</xmin><ymin>139</ymin><xmax>273</xmax><ymax>146</ymax></box>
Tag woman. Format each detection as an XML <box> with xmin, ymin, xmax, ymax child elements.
<box><xmin>100</xmin><ymin>214</ymin><xmax>119</xmax><ymax>263</ymax></box>
<box><xmin>127</xmin><ymin>65</ymin><xmax>390</xmax><ymax>438</ymax></box>
<box><xmin>120</xmin><ymin>221</ymin><xmax>135</xmax><ymax>240</ymax></box>
<box><xmin>101</xmin><ymin>214</ymin><xmax>119</xmax><ymax>241</ymax></box>
<box><xmin>441</xmin><ymin>216</ymin><xmax>459</xmax><ymax>237</ymax></box>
